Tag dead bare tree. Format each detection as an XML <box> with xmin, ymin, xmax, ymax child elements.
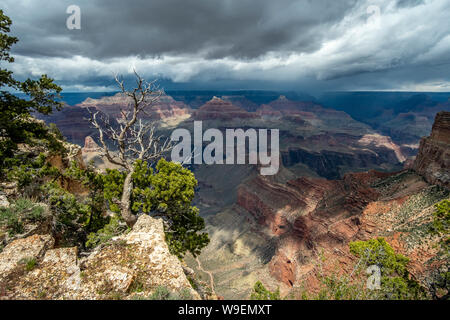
<box><xmin>87</xmin><ymin>71</ymin><xmax>172</xmax><ymax>226</ymax></box>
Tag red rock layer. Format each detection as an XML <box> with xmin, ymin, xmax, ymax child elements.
<box><xmin>236</xmin><ymin>170</ymin><xmax>390</xmax><ymax>287</ymax></box>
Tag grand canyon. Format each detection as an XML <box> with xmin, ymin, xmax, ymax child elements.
<box><xmin>2</xmin><ymin>1</ymin><xmax>450</xmax><ymax>306</ymax></box>
<box><xmin>34</xmin><ymin>90</ymin><xmax>450</xmax><ymax>299</ymax></box>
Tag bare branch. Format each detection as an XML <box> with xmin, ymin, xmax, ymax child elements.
<box><xmin>86</xmin><ymin>72</ymin><xmax>172</xmax><ymax>168</ymax></box>
<box><xmin>85</xmin><ymin>72</ymin><xmax>173</xmax><ymax>227</ymax></box>
<box><xmin>86</xmin><ymin>108</ymin><xmax>127</xmax><ymax>169</ymax></box>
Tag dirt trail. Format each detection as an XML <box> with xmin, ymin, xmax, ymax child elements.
<box><xmin>196</xmin><ymin>257</ymin><xmax>216</xmax><ymax>294</ymax></box>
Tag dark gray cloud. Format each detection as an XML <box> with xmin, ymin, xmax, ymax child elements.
<box><xmin>4</xmin><ymin>0</ymin><xmax>357</xmax><ymax>59</ymax></box>
<box><xmin>2</xmin><ymin>0</ymin><xmax>450</xmax><ymax>91</ymax></box>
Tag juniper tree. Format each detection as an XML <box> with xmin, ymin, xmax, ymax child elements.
<box><xmin>87</xmin><ymin>73</ymin><xmax>209</xmax><ymax>257</ymax></box>
<box><xmin>0</xmin><ymin>10</ymin><xmax>63</xmax><ymax>173</ymax></box>
<box><xmin>87</xmin><ymin>72</ymin><xmax>172</xmax><ymax>226</ymax></box>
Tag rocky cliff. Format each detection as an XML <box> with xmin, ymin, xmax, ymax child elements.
<box><xmin>414</xmin><ymin>111</ymin><xmax>450</xmax><ymax>189</ymax></box>
<box><xmin>35</xmin><ymin>105</ymin><xmax>96</xmax><ymax>146</ymax></box>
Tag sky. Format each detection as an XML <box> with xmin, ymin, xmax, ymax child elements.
<box><xmin>2</xmin><ymin>0</ymin><xmax>450</xmax><ymax>92</ymax></box>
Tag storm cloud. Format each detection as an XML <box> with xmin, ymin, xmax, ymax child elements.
<box><xmin>2</xmin><ymin>0</ymin><xmax>450</xmax><ymax>91</ymax></box>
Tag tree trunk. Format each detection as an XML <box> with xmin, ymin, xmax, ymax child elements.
<box><xmin>120</xmin><ymin>169</ymin><xmax>137</xmax><ymax>227</ymax></box>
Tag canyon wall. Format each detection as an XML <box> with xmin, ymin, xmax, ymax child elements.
<box><xmin>414</xmin><ymin>111</ymin><xmax>450</xmax><ymax>189</ymax></box>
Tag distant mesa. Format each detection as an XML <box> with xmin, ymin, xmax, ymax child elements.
<box><xmin>255</xmin><ymin>96</ymin><xmax>321</xmax><ymax>121</ymax></box>
<box><xmin>193</xmin><ymin>97</ymin><xmax>258</xmax><ymax>120</ymax></box>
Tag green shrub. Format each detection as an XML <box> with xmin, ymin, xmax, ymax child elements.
<box><xmin>42</xmin><ymin>182</ymin><xmax>89</xmax><ymax>225</ymax></box>
<box><xmin>63</xmin><ymin>161</ymin><xmax>109</xmax><ymax>233</ymax></box>
<box><xmin>350</xmin><ymin>238</ymin><xmax>409</xmax><ymax>277</ymax></box>
<box><xmin>7</xmin><ymin>153</ymin><xmax>58</xmax><ymax>190</ymax></box>
<box><xmin>430</xmin><ymin>199</ymin><xmax>449</xmax><ymax>244</ymax></box>
<box><xmin>85</xmin><ymin>215</ymin><xmax>127</xmax><ymax>248</ymax></box>
<box><xmin>349</xmin><ymin>237</ymin><xmax>426</xmax><ymax>300</ymax></box>
<box><xmin>19</xmin><ymin>257</ymin><xmax>37</xmax><ymax>271</ymax></box>
<box><xmin>177</xmin><ymin>288</ymin><xmax>193</xmax><ymax>300</ymax></box>
<box><xmin>102</xmin><ymin>159</ymin><xmax>209</xmax><ymax>258</ymax></box>
<box><xmin>14</xmin><ymin>198</ymin><xmax>44</xmax><ymax>221</ymax></box>
<box><xmin>0</xmin><ymin>207</ymin><xmax>23</xmax><ymax>236</ymax></box>
<box><xmin>147</xmin><ymin>286</ymin><xmax>193</xmax><ymax>300</ymax></box>
<box><xmin>0</xmin><ymin>198</ymin><xmax>45</xmax><ymax>236</ymax></box>
<box><xmin>149</xmin><ymin>286</ymin><xmax>173</xmax><ymax>300</ymax></box>
<box><xmin>250</xmin><ymin>281</ymin><xmax>281</xmax><ymax>300</ymax></box>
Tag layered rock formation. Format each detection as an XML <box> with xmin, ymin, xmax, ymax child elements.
<box><xmin>414</xmin><ymin>111</ymin><xmax>450</xmax><ymax>189</ymax></box>
<box><xmin>38</xmin><ymin>93</ymin><xmax>407</xmax><ymax>181</ymax></box>
<box><xmin>78</xmin><ymin>92</ymin><xmax>191</xmax><ymax>121</ymax></box>
<box><xmin>35</xmin><ymin>105</ymin><xmax>96</xmax><ymax>146</ymax></box>
<box><xmin>281</xmin><ymin>145</ymin><xmax>400</xmax><ymax>180</ymax></box>
<box><xmin>0</xmin><ymin>215</ymin><xmax>199</xmax><ymax>300</ymax></box>
<box><xmin>196</xmin><ymin>167</ymin><xmax>448</xmax><ymax>299</ymax></box>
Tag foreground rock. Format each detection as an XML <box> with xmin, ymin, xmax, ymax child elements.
<box><xmin>1</xmin><ymin>215</ymin><xmax>200</xmax><ymax>300</ymax></box>
<box><xmin>0</xmin><ymin>235</ymin><xmax>54</xmax><ymax>290</ymax></box>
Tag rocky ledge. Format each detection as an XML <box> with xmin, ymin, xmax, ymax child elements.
<box><xmin>0</xmin><ymin>215</ymin><xmax>199</xmax><ymax>300</ymax></box>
